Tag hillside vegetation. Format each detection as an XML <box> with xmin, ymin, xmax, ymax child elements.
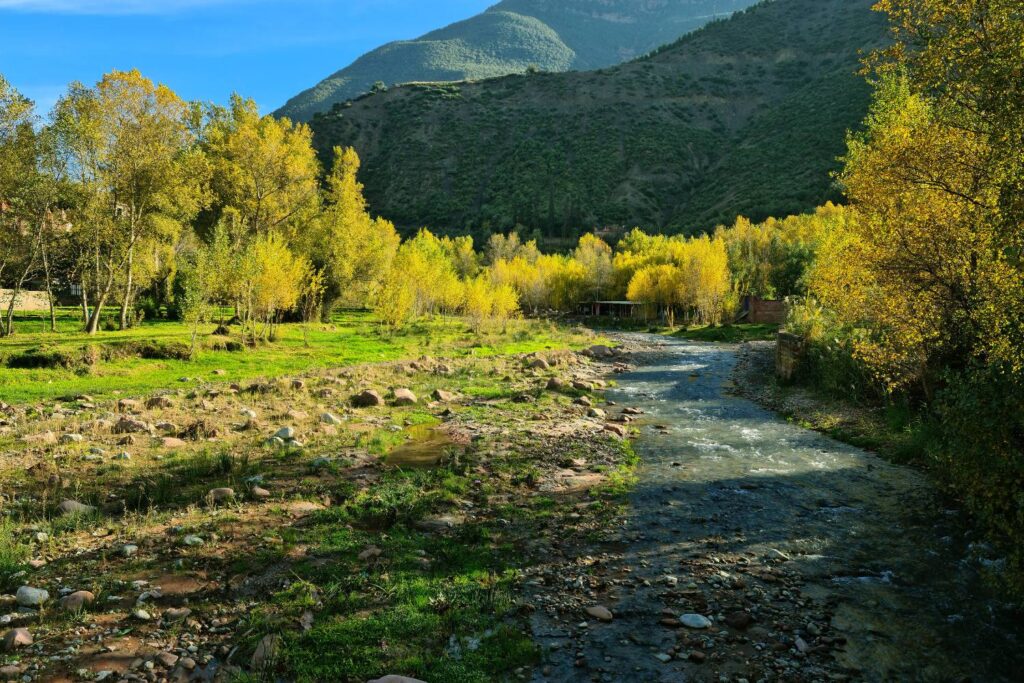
<box><xmin>308</xmin><ymin>0</ymin><xmax>888</xmax><ymax>237</ymax></box>
<box><xmin>277</xmin><ymin>0</ymin><xmax>756</xmax><ymax>122</ymax></box>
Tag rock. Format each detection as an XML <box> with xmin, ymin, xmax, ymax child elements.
<box><xmin>352</xmin><ymin>390</ymin><xmax>384</xmax><ymax>407</ymax></box>
<box><xmin>178</xmin><ymin>657</ymin><xmax>196</xmax><ymax>671</ymax></box>
<box><xmin>113</xmin><ymin>416</ymin><xmax>152</xmax><ymax>435</ymax></box>
<box><xmin>163</xmin><ymin>607</ymin><xmax>191</xmax><ymax>623</ymax></box>
<box><xmin>22</xmin><ymin>431</ymin><xmax>56</xmax><ymax>445</ymax></box>
<box><xmin>431</xmin><ymin>389</ymin><xmax>456</xmax><ymax>402</ymax></box>
<box><xmin>15</xmin><ymin>586</ymin><xmax>48</xmax><ymax>607</ymax></box>
<box><xmin>574</xmin><ymin>395</ymin><xmax>593</xmax><ymax>407</ymax></box>
<box><xmin>241</xmin><ymin>408</ymin><xmax>258</xmax><ymax>420</ymax></box>
<box><xmin>2</xmin><ymin>628</ymin><xmax>31</xmax><ymax>651</ymax></box>
<box><xmin>155</xmin><ymin>422</ymin><xmax>179</xmax><ymax>434</ymax></box>
<box><xmin>587</xmin><ymin>408</ymin><xmax>606</xmax><ymax>419</ymax></box>
<box><xmin>132</xmin><ymin>608</ymin><xmax>152</xmax><ymax>621</ymax></box>
<box><xmin>546</xmin><ymin>378</ymin><xmax>568</xmax><ymax>392</ymax></box>
<box><xmin>585</xmin><ymin>606</ymin><xmax>613</xmax><ymax>622</ymax></box>
<box><xmin>393</xmin><ymin>388</ymin><xmax>417</xmax><ymax>406</ymax></box>
<box><xmin>57</xmin><ymin>500</ymin><xmax>95</xmax><ymax>516</ymax></box>
<box><xmin>603</xmin><ymin>423</ymin><xmax>627</xmax><ymax>438</ymax></box>
<box><xmin>584</xmin><ymin>344</ymin><xmax>615</xmax><ymax>358</ymax></box>
<box><xmin>251</xmin><ymin>486</ymin><xmax>271</xmax><ymax>500</ymax></box>
<box><xmin>274</xmin><ymin>426</ymin><xmax>296</xmax><ymax>441</ymax></box>
<box><xmin>359</xmin><ymin>546</ymin><xmax>382</xmax><ymax>562</ymax></box>
<box><xmin>320</xmin><ymin>412</ymin><xmax>342</xmax><ymax>426</ymax></box>
<box><xmin>725</xmin><ymin>611</ymin><xmax>754</xmax><ymax>630</ymax></box>
<box><xmin>0</xmin><ymin>664</ymin><xmax>23</xmax><ymax>678</ymax></box>
<box><xmin>688</xmin><ymin>650</ymin><xmax>707</xmax><ymax>664</ymax></box>
<box><xmin>122</xmin><ymin>544</ymin><xmax>139</xmax><ymax>557</ymax></box>
<box><xmin>146</xmin><ymin>396</ymin><xmax>174</xmax><ymax>410</ymax></box>
<box><xmin>156</xmin><ymin>652</ymin><xmax>179</xmax><ymax>668</ymax></box>
<box><xmin>59</xmin><ymin>590</ymin><xmax>95</xmax><ymax>612</ymax></box>
<box><xmin>368</xmin><ymin>677</ymin><xmax>427</xmax><ymax>683</ymax></box>
<box><xmin>114</xmin><ymin>451</ymin><xmax>131</xmax><ymax>460</ymax></box>
<box><xmin>679</xmin><ymin>614</ymin><xmax>713</xmax><ymax>629</ymax></box>
<box><xmin>117</xmin><ymin>398</ymin><xmax>142</xmax><ymax>413</ymax></box>
<box><xmin>528</xmin><ymin>357</ymin><xmax>550</xmax><ymax>370</ymax></box>
<box><xmin>208</xmin><ymin>488</ymin><xmax>235</xmax><ymax>504</ymax></box>
<box><xmin>286</xmin><ymin>409</ymin><xmax>309</xmax><ymax>421</ymax></box>
<box><xmin>59</xmin><ymin>433</ymin><xmax>84</xmax><ymax>445</ymax></box>
<box><xmin>654</xmin><ymin>653</ymin><xmax>672</xmax><ymax>663</ymax></box>
<box><xmin>572</xmin><ymin>380</ymin><xmax>593</xmax><ymax>391</ymax></box>
<box><xmin>251</xmin><ymin>633</ymin><xmax>281</xmax><ymax>670</ymax></box>
<box><xmin>182</xmin><ymin>535</ymin><xmax>204</xmax><ymax>547</ymax></box>
<box><xmin>291</xmin><ymin>379</ymin><xmax>306</xmax><ymax>391</ymax></box>
<box><xmin>161</xmin><ymin>437</ymin><xmax>188</xmax><ymax>448</ymax></box>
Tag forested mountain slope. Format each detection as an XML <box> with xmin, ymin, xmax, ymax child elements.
<box><xmin>277</xmin><ymin>0</ymin><xmax>756</xmax><ymax>122</ymax></box>
<box><xmin>308</xmin><ymin>0</ymin><xmax>887</xmax><ymax>237</ymax></box>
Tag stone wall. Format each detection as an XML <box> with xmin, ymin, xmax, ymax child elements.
<box><xmin>775</xmin><ymin>331</ymin><xmax>804</xmax><ymax>382</ymax></box>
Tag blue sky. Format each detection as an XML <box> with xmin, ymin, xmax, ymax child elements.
<box><xmin>0</xmin><ymin>0</ymin><xmax>496</xmax><ymax>116</ymax></box>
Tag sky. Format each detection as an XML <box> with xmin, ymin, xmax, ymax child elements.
<box><xmin>0</xmin><ymin>0</ymin><xmax>497</xmax><ymax>116</ymax></box>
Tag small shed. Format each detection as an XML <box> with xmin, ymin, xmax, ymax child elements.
<box><xmin>737</xmin><ymin>296</ymin><xmax>788</xmax><ymax>324</ymax></box>
<box><xmin>577</xmin><ymin>301</ymin><xmax>645</xmax><ymax>318</ymax></box>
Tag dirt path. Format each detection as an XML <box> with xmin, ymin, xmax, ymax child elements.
<box><xmin>526</xmin><ymin>335</ymin><xmax>1023</xmax><ymax>682</ymax></box>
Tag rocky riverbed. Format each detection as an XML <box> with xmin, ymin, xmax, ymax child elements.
<box><xmin>525</xmin><ymin>334</ymin><xmax>1023</xmax><ymax>682</ymax></box>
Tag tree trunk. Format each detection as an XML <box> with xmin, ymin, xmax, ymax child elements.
<box><xmin>86</xmin><ymin>267</ymin><xmax>116</xmax><ymax>335</ymax></box>
<box><xmin>119</xmin><ymin>243</ymin><xmax>135</xmax><ymax>330</ymax></box>
<box><xmin>80</xmin><ymin>272</ymin><xmax>90</xmax><ymax>324</ymax></box>
<box><xmin>42</xmin><ymin>243</ymin><xmax>56</xmax><ymax>332</ymax></box>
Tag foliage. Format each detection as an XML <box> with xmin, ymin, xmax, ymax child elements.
<box><xmin>307</xmin><ymin>0</ymin><xmax>886</xmax><ymax>237</ymax></box>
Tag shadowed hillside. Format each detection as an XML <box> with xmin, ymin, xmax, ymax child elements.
<box><xmin>277</xmin><ymin>0</ymin><xmax>757</xmax><ymax>122</ymax></box>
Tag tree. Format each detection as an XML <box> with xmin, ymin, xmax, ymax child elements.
<box><xmin>237</xmin><ymin>233</ymin><xmax>311</xmax><ymax>342</ymax></box>
<box><xmin>204</xmin><ymin>94</ymin><xmax>319</xmax><ymax>240</ymax></box>
<box><xmin>573</xmin><ymin>234</ymin><xmax>613</xmax><ymax>301</ymax></box>
<box><xmin>52</xmin><ymin>69</ymin><xmax>209</xmax><ymax>333</ymax></box>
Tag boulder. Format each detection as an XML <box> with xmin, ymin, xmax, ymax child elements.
<box><xmin>251</xmin><ymin>486</ymin><xmax>271</xmax><ymax>500</ymax></box>
<box><xmin>546</xmin><ymin>378</ymin><xmax>568</xmax><ymax>392</ymax></box>
<box><xmin>291</xmin><ymin>379</ymin><xmax>306</xmax><ymax>391</ymax></box>
<box><xmin>431</xmin><ymin>389</ymin><xmax>456</xmax><ymax>402</ymax></box>
<box><xmin>393</xmin><ymin>388</ymin><xmax>417</xmax><ymax>406</ymax></box>
<box><xmin>208</xmin><ymin>488</ymin><xmax>235</xmax><ymax>504</ymax></box>
<box><xmin>59</xmin><ymin>433</ymin><xmax>84</xmax><ymax>445</ymax></box>
<box><xmin>117</xmin><ymin>398</ymin><xmax>142</xmax><ymax>413</ymax></box>
<box><xmin>59</xmin><ymin>590</ymin><xmax>95</xmax><ymax>613</ymax></box>
<box><xmin>603</xmin><ymin>423</ymin><xmax>627</xmax><ymax>438</ymax></box>
<box><xmin>57</xmin><ymin>500</ymin><xmax>96</xmax><ymax>516</ymax></box>
<box><xmin>320</xmin><ymin>412</ymin><xmax>342</xmax><ymax>426</ymax></box>
<box><xmin>588</xmin><ymin>408</ymin><xmax>607</xmax><ymax>419</ymax></box>
<box><xmin>146</xmin><ymin>396</ymin><xmax>174</xmax><ymax>410</ymax></box>
<box><xmin>113</xmin><ymin>416</ymin><xmax>152</xmax><ymax>435</ymax></box>
<box><xmin>15</xmin><ymin>586</ymin><xmax>48</xmax><ymax>607</ymax></box>
<box><xmin>679</xmin><ymin>613</ymin><xmax>713</xmax><ymax>629</ymax></box>
<box><xmin>528</xmin><ymin>357</ymin><xmax>550</xmax><ymax>370</ymax></box>
<box><xmin>352</xmin><ymin>390</ymin><xmax>385</xmax><ymax>408</ymax></box>
<box><xmin>585</xmin><ymin>605</ymin><xmax>613</xmax><ymax>622</ymax></box>
<box><xmin>274</xmin><ymin>426</ymin><xmax>296</xmax><ymax>441</ymax></box>
<box><xmin>584</xmin><ymin>344</ymin><xmax>615</xmax><ymax>359</ymax></box>
<box><xmin>2</xmin><ymin>628</ymin><xmax>31</xmax><ymax>651</ymax></box>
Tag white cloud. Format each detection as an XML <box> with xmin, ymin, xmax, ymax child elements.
<box><xmin>0</xmin><ymin>0</ymin><xmax>245</xmax><ymax>14</ymax></box>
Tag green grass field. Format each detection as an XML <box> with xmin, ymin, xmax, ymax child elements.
<box><xmin>0</xmin><ymin>309</ymin><xmax>599</xmax><ymax>404</ymax></box>
<box><xmin>671</xmin><ymin>323</ymin><xmax>779</xmax><ymax>343</ymax></box>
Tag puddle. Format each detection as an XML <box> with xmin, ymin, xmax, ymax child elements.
<box><xmin>385</xmin><ymin>424</ymin><xmax>462</xmax><ymax>468</ymax></box>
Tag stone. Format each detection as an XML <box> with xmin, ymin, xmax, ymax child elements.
<box><xmin>163</xmin><ymin>607</ymin><xmax>191</xmax><ymax>623</ymax></box>
<box><xmin>352</xmin><ymin>390</ymin><xmax>385</xmax><ymax>407</ymax></box>
<box><xmin>59</xmin><ymin>433</ymin><xmax>84</xmax><ymax>445</ymax></box>
<box><xmin>320</xmin><ymin>412</ymin><xmax>342</xmax><ymax>426</ymax></box>
<box><xmin>182</xmin><ymin>535</ymin><xmax>204</xmax><ymax>547</ymax></box>
<box><xmin>359</xmin><ymin>546</ymin><xmax>382</xmax><ymax>562</ymax></box>
<box><xmin>57</xmin><ymin>500</ymin><xmax>95</xmax><ymax>516</ymax></box>
<box><xmin>114</xmin><ymin>451</ymin><xmax>131</xmax><ymax>460</ymax></box>
<box><xmin>572</xmin><ymin>380</ymin><xmax>592</xmax><ymax>391</ymax></box>
<box><xmin>688</xmin><ymin>650</ymin><xmax>707</xmax><ymax>664</ymax></box>
<box><xmin>585</xmin><ymin>606</ymin><xmax>613</xmax><ymax>622</ymax></box>
<box><xmin>431</xmin><ymin>389</ymin><xmax>456</xmax><ymax>402</ymax></box>
<box><xmin>291</xmin><ymin>379</ymin><xmax>306</xmax><ymax>391</ymax></box>
<box><xmin>574</xmin><ymin>395</ymin><xmax>593</xmax><ymax>407</ymax></box>
<box><xmin>0</xmin><ymin>665</ymin><xmax>23</xmax><ymax>678</ymax></box>
<box><xmin>546</xmin><ymin>377</ymin><xmax>568</xmax><ymax>392</ymax></box>
<box><xmin>113</xmin><ymin>416</ymin><xmax>152</xmax><ymax>435</ymax></box>
<box><xmin>585</xmin><ymin>344</ymin><xmax>615</xmax><ymax>358</ymax></box>
<box><xmin>178</xmin><ymin>658</ymin><xmax>196</xmax><ymax>671</ymax></box>
<box><xmin>251</xmin><ymin>633</ymin><xmax>281</xmax><ymax>670</ymax></box>
<box><xmin>251</xmin><ymin>486</ymin><xmax>271</xmax><ymax>500</ymax></box>
<box><xmin>59</xmin><ymin>590</ymin><xmax>95</xmax><ymax>612</ymax></box>
<box><xmin>603</xmin><ymin>423</ymin><xmax>627</xmax><ymax>438</ymax></box>
<box><xmin>155</xmin><ymin>422</ymin><xmax>179</xmax><ymax>433</ymax></box>
<box><xmin>654</xmin><ymin>653</ymin><xmax>672</xmax><ymax>663</ymax></box>
<box><xmin>286</xmin><ymin>409</ymin><xmax>309</xmax><ymax>421</ymax></box>
<box><xmin>587</xmin><ymin>408</ymin><xmax>606</xmax><ymax>419</ymax></box>
<box><xmin>208</xmin><ymin>488</ymin><xmax>235</xmax><ymax>504</ymax></box>
<box><xmin>274</xmin><ymin>426</ymin><xmax>296</xmax><ymax>441</ymax></box>
<box><xmin>529</xmin><ymin>357</ymin><xmax>550</xmax><ymax>370</ymax></box>
<box><xmin>146</xmin><ymin>396</ymin><xmax>174</xmax><ymax>410</ymax></box>
<box><xmin>2</xmin><ymin>628</ymin><xmax>31</xmax><ymax>651</ymax></box>
<box><xmin>393</xmin><ymin>388</ymin><xmax>417</xmax><ymax>406</ymax></box>
<box><xmin>117</xmin><ymin>398</ymin><xmax>142</xmax><ymax>413</ymax></box>
<box><xmin>122</xmin><ymin>544</ymin><xmax>139</xmax><ymax>557</ymax></box>
<box><xmin>368</xmin><ymin>677</ymin><xmax>427</xmax><ymax>683</ymax></box>
<box><xmin>15</xmin><ymin>586</ymin><xmax>48</xmax><ymax>607</ymax></box>
<box><xmin>725</xmin><ymin>611</ymin><xmax>754</xmax><ymax>630</ymax></box>
<box><xmin>241</xmin><ymin>408</ymin><xmax>258</xmax><ymax>420</ymax></box>
<box><xmin>162</xmin><ymin>437</ymin><xmax>188</xmax><ymax>448</ymax></box>
<box><xmin>155</xmin><ymin>652</ymin><xmax>179</xmax><ymax>668</ymax></box>
<box><xmin>679</xmin><ymin>614</ymin><xmax>713</xmax><ymax>629</ymax></box>
<box><xmin>132</xmin><ymin>608</ymin><xmax>152</xmax><ymax>621</ymax></box>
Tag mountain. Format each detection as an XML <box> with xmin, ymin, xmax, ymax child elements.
<box><xmin>307</xmin><ymin>0</ymin><xmax>888</xmax><ymax>237</ymax></box>
<box><xmin>277</xmin><ymin>0</ymin><xmax>758</xmax><ymax>122</ymax></box>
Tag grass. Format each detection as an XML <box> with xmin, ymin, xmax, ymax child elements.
<box><xmin>672</xmin><ymin>323</ymin><xmax>779</xmax><ymax>343</ymax></box>
<box><xmin>0</xmin><ymin>309</ymin><xmax>599</xmax><ymax>404</ymax></box>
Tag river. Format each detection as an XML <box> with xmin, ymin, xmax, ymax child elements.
<box><xmin>528</xmin><ymin>335</ymin><xmax>1022</xmax><ymax>682</ymax></box>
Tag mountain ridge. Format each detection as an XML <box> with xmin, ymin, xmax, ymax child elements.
<box><xmin>277</xmin><ymin>0</ymin><xmax>757</xmax><ymax>122</ymax></box>
<box><xmin>307</xmin><ymin>0</ymin><xmax>888</xmax><ymax>237</ymax></box>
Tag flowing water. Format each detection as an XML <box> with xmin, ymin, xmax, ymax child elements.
<box><xmin>529</xmin><ymin>336</ymin><xmax>1022</xmax><ymax>682</ymax></box>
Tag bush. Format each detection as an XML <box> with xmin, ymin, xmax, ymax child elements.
<box><xmin>0</xmin><ymin>519</ymin><xmax>29</xmax><ymax>591</ymax></box>
<box><xmin>7</xmin><ymin>347</ymin><xmax>79</xmax><ymax>370</ymax></box>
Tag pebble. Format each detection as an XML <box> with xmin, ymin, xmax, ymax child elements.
<box><xmin>15</xmin><ymin>586</ymin><xmax>48</xmax><ymax>607</ymax></box>
<box><xmin>585</xmin><ymin>606</ymin><xmax>613</xmax><ymax>622</ymax></box>
<box><xmin>680</xmin><ymin>613</ymin><xmax>713</xmax><ymax>629</ymax></box>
